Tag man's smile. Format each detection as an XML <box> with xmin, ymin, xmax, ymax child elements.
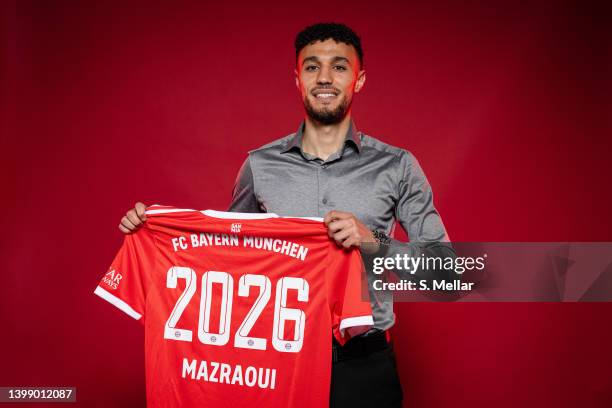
<box><xmin>315</xmin><ymin>93</ymin><xmax>337</xmax><ymax>99</ymax></box>
<box><xmin>311</xmin><ymin>89</ymin><xmax>340</xmax><ymax>104</ymax></box>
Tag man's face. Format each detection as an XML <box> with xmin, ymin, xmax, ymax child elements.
<box><xmin>295</xmin><ymin>39</ymin><xmax>366</xmax><ymax>125</ymax></box>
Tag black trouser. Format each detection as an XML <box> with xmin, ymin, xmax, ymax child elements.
<box><xmin>330</xmin><ymin>331</ymin><xmax>403</xmax><ymax>408</ymax></box>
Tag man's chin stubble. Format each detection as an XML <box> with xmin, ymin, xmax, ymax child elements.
<box><xmin>304</xmin><ymin>99</ymin><xmax>351</xmax><ymax>125</ymax></box>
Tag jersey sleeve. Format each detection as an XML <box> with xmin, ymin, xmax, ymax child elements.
<box><xmin>94</xmin><ymin>228</ymin><xmax>157</xmax><ymax>323</ymax></box>
<box><xmin>327</xmin><ymin>245</ymin><xmax>374</xmax><ymax>345</ymax></box>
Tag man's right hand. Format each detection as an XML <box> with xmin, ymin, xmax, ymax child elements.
<box><xmin>119</xmin><ymin>202</ymin><xmax>147</xmax><ymax>234</ymax></box>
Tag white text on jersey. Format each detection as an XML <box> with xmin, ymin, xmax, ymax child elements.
<box><xmin>171</xmin><ymin>234</ymin><xmax>310</xmax><ymax>261</ymax></box>
<box><xmin>182</xmin><ymin>358</ymin><xmax>277</xmax><ymax>390</ymax></box>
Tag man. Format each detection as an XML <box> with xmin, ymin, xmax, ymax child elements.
<box><xmin>120</xmin><ymin>23</ymin><xmax>452</xmax><ymax>408</ymax></box>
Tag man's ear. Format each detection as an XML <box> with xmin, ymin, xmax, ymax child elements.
<box><xmin>354</xmin><ymin>70</ymin><xmax>366</xmax><ymax>93</ymax></box>
<box><xmin>294</xmin><ymin>68</ymin><xmax>300</xmax><ymax>91</ymax></box>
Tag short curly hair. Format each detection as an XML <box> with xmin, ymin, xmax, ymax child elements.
<box><xmin>295</xmin><ymin>23</ymin><xmax>363</xmax><ymax>68</ymax></box>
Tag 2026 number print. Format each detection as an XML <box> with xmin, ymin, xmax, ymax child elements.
<box><xmin>164</xmin><ymin>267</ymin><xmax>309</xmax><ymax>353</ymax></box>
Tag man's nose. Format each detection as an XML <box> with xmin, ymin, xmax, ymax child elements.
<box><xmin>316</xmin><ymin>66</ymin><xmax>332</xmax><ymax>84</ymax></box>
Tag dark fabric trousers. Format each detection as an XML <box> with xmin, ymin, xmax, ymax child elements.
<box><xmin>330</xmin><ymin>333</ymin><xmax>404</xmax><ymax>408</ymax></box>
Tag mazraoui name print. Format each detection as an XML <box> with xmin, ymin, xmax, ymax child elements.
<box><xmin>182</xmin><ymin>358</ymin><xmax>277</xmax><ymax>390</ymax></box>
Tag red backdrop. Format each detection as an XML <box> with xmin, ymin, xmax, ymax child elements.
<box><xmin>2</xmin><ymin>1</ymin><xmax>612</xmax><ymax>407</ymax></box>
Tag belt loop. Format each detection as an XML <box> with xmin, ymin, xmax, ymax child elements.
<box><xmin>385</xmin><ymin>330</ymin><xmax>391</xmax><ymax>343</ymax></box>
<box><xmin>332</xmin><ymin>343</ymin><xmax>338</xmax><ymax>363</ymax></box>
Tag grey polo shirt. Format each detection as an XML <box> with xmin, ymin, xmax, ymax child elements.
<box><xmin>228</xmin><ymin>121</ymin><xmax>452</xmax><ymax>330</ymax></box>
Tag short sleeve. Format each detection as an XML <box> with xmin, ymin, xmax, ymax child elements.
<box><xmin>94</xmin><ymin>228</ymin><xmax>157</xmax><ymax>323</ymax></box>
<box><xmin>327</xmin><ymin>246</ymin><xmax>374</xmax><ymax>345</ymax></box>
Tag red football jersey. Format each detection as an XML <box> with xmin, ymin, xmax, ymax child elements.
<box><xmin>95</xmin><ymin>205</ymin><xmax>373</xmax><ymax>408</ymax></box>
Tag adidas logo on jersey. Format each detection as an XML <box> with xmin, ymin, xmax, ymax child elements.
<box><xmin>230</xmin><ymin>223</ymin><xmax>242</xmax><ymax>233</ymax></box>
<box><xmin>102</xmin><ymin>268</ymin><xmax>123</xmax><ymax>290</ymax></box>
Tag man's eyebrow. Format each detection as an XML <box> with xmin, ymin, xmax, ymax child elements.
<box><xmin>302</xmin><ymin>56</ymin><xmax>320</xmax><ymax>64</ymax></box>
<box><xmin>301</xmin><ymin>56</ymin><xmax>351</xmax><ymax>65</ymax></box>
<box><xmin>331</xmin><ymin>56</ymin><xmax>350</xmax><ymax>64</ymax></box>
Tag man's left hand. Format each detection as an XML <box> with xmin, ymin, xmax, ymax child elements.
<box><xmin>323</xmin><ymin>210</ymin><xmax>377</xmax><ymax>250</ymax></box>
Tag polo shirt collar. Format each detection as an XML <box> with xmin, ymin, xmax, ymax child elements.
<box><xmin>281</xmin><ymin>120</ymin><xmax>362</xmax><ymax>155</ymax></box>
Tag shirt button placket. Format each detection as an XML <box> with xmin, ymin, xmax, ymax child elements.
<box><xmin>316</xmin><ymin>163</ymin><xmax>322</xmax><ymax>215</ymax></box>
<box><xmin>321</xmin><ymin>163</ymin><xmax>329</xmax><ymax>210</ymax></box>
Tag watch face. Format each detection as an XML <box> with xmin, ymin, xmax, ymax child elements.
<box><xmin>373</xmin><ymin>230</ymin><xmax>391</xmax><ymax>245</ymax></box>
